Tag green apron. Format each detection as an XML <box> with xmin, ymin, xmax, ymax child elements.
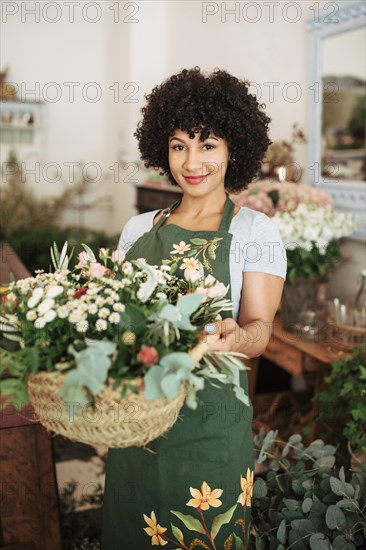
<box><xmin>102</xmin><ymin>192</ymin><xmax>254</xmax><ymax>549</ymax></box>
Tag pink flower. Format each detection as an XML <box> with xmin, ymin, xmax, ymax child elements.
<box><xmin>137</xmin><ymin>346</ymin><xmax>159</xmax><ymax>366</ymax></box>
<box><xmin>111</xmin><ymin>249</ymin><xmax>125</xmax><ymax>263</ymax></box>
<box><xmin>89</xmin><ymin>262</ymin><xmax>110</xmax><ymax>279</ymax></box>
<box><xmin>207</xmin><ymin>282</ymin><xmax>227</xmax><ymax>298</ymax></box>
<box><xmin>77</xmin><ymin>251</ymin><xmax>93</xmax><ymax>268</ymax></box>
<box><xmin>184</xmin><ymin>269</ymin><xmax>201</xmax><ymax>283</ymax></box>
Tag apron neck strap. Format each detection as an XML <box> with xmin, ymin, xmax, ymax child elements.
<box><xmin>153</xmin><ymin>191</ymin><xmax>234</xmax><ymax>232</ymax></box>
<box><xmin>153</xmin><ymin>197</ymin><xmax>182</xmax><ymax>230</ymax></box>
<box><xmin>218</xmin><ymin>192</ymin><xmax>235</xmax><ymax>232</ymax></box>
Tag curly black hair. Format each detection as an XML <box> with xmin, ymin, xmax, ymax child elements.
<box><xmin>134</xmin><ymin>66</ymin><xmax>272</xmax><ymax>193</ymax></box>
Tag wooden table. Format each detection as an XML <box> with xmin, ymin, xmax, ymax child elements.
<box><xmin>247</xmin><ymin>314</ymin><xmax>349</xmax><ymax>437</ymax></box>
<box><xmin>264</xmin><ymin>314</ymin><xmax>343</xmax><ymax>376</ymax></box>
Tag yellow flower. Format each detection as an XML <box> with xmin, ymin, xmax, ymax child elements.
<box><xmin>170</xmin><ymin>241</ymin><xmax>191</xmax><ymax>255</ymax></box>
<box><xmin>180</xmin><ymin>258</ymin><xmax>200</xmax><ymax>271</ymax></box>
<box><xmin>143</xmin><ymin>511</ymin><xmax>168</xmax><ymax>546</ymax></box>
<box><xmin>187</xmin><ymin>481</ymin><xmax>223</xmax><ymax>511</ymax></box>
<box><xmin>237</xmin><ymin>468</ymin><xmax>254</xmax><ymax>507</ymax></box>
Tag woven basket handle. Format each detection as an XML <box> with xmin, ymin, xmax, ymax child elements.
<box><xmin>188</xmin><ymin>332</ymin><xmax>221</xmax><ymax>363</ymax></box>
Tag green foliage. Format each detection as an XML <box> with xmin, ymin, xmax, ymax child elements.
<box><xmin>59</xmin><ymin>480</ymin><xmax>102</xmax><ymax>549</ymax></box>
<box><xmin>3</xmin><ymin>226</ymin><xmax>118</xmax><ymax>275</ymax></box>
<box><xmin>314</xmin><ymin>347</ymin><xmax>366</xmax><ymax>455</ymax></box>
<box><xmin>251</xmin><ymin>429</ymin><xmax>366</xmax><ymax>549</ymax></box>
<box><xmin>0</xmin><ymin>151</ymin><xmax>118</xmax><ymax>275</ymax></box>
<box><xmin>286</xmin><ymin>239</ymin><xmax>342</xmax><ymax>283</ymax></box>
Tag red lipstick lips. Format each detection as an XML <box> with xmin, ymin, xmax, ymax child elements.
<box><xmin>184</xmin><ymin>174</ymin><xmax>209</xmax><ymax>184</ymax></box>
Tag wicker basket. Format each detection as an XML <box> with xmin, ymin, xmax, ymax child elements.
<box><xmin>27</xmin><ymin>372</ymin><xmax>186</xmax><ymax>448</ymax></box>
<box><xmin>326</xmin><ymin>317</ymin><xmax>366</xmax><ymax>350</ymax></box>
<box><xmin>27</xmin><ymin>332</ymin><xmax>221</xmax><ymax>448</ymax></box>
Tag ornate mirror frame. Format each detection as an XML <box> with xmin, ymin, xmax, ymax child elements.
<box><xmin>307</xmin><ymin>0</ymin><xmax>366</xmax><ymax>241</ymax></box>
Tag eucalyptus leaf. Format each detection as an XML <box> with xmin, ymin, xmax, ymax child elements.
<box><xmin>277</xmin><ymin>519</ymin><xmax>287</xmax><ymax>544</ymax></box>
<box><xmin>161</xmin><ymin>373</ymin><xmax>181</xmax><ymax>400</ymax></box>
<box><xmin>143</xmin><ymin>366</ymin><xmax>165</xmax><ymax>400</ymax></box>
<box><xmin>325</xmin><ymin>505</ymin><xmax>346</xmax><ymax>530</ymax></box>
<box><xmin>176</xmin><ymin>292</ymin><xmax>204</xmax><ymax>315</ymax></box>
<box><xmin>309</xmin><ymin>533</ymin><xmax>332</xmax><ymax>550</ymax></box>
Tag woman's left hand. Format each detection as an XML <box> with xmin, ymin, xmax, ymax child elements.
<box><xmin>198</xmin><ymin>318</ymin><xmax>245</xmax><ymax>354</ymax></box>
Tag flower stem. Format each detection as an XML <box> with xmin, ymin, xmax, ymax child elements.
<box><xmin>161</xmin><ymin>534</ymin><xmax>190</xmax><ymax>550</ymax></box>
<box><xmin>197</xmin><ymin>507</ymin><xmax>217</xmax><ymax>550</ymax></box>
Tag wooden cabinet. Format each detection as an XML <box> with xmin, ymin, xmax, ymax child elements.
<box><xmin>0</xmin><ymin>243</ymin><xmax>62</xmax><ymax>550</ymax></box>
<box><xmin>135</xmin><ymin>183</ymin><xmax>183</xmax><ymax>214</ymax></box>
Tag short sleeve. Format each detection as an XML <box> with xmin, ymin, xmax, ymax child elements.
<box><xmin>117</xmin><ymin>210</ymin><xmax>158</xmax><ymax>254</ymax></box>
<box><xmin>117</xmin><ymin>217</ymin><xmax>137</xmax><ymax>254</ymax></box>
<box><xmin>243</xmin><ymin>212</ymin><xmax>287</xmax><ymax>279</ymax></box>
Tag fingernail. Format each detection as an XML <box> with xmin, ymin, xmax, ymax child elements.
<box><xmin>204</xmin><ymin>324</ymin><xmax>216</xmax><ymax>334</ymax></box>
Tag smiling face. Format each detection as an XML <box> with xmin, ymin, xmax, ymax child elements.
<box><xmin>168</xmin><ymin>129</ymin><xmax>230</xmax><ymax>194</ymax></box>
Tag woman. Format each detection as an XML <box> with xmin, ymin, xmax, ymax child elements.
<box><xmin>102</xmin><ymin>67</ymin><xmax>286</xmax><ymax>548</ymax></box>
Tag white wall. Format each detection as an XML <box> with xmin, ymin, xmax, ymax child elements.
<box><xmin>1</xmin><ymin>0</ymin><xmax>364</xmax><ymax>297</ymax></box>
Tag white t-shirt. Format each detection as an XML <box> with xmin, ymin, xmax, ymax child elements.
<box><xmin>118</xmin><ymin>206</ymin><xmax>287</xmax><ymax>321</ymax></box>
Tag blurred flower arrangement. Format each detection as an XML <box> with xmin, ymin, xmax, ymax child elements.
<box><xmin>272</xmin><ymin>203</ymin><xmax>355</xmax><ymax>282</ymax></box>
<box><xmin>0</xmin><ymin>243</ymin><xmax>249</xmax><ymax>414</ymax></box>
<box><xmin>232</xmin><ymin>180</ymin><xmax>332</xmax><ymax>217</ymax></box>
<box><xmin>232</xmin><ymin>165</ymin><xmax>355</xmax><ymax>284</ymax></box>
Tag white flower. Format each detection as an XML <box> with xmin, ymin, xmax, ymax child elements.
<box><xmin>96</xmin><ymin>319</ymin><xmax>107</xmax><ymax>331</ymax></box>
<box><xmin>113</xmin><ymin>303</ymin><xmax>125</xmax><ymax>312</ymax></box>
<box><xmin>27</xmin><ymin>287</ymin><xmax>44</xmax><ymax>308</ymax></box>
<box><xmin>37</xmin><ymin>298</ymin><xmax>55</xmax><ymax>315</ymax></box>
<box><xmin>69</xmin><ymin>310</ymin><xmax>84</xmax><ymax>324</ymax></box>
<box><xmin>122</xmin><ymin>261</ymin><xmax>133</xmax><ymax>275</ymax></box>
<box><xmin>88</xmin><ymin>304</ymin><xmax>98</xmax><ymax>314</ymax></box>
<box><xmin>57</xmin><ymin>306</ymin><xmax>69</xmax><ymax>319</ymax></box>
<box><xmin>34</xmin><ymin>317</ymin><xmax>46</xmax><ymax>329</ymax></box>
<box><xmin>46</xmin><ymin>285</ymin><xmax>64</xmax><ymax>298</ymax></box>
<box><xmin>111</xmin><ymin>249</ymin><xmax>126</xmax><ymax>263</ymax></box>
<box><xmin>44</xmin><ymin>310</ymin><xmax>57</xmax><ymax>323</ymax></box>
<box><xmin>26</xmin><ymin>310</ymin><xmax>37</xmax><ymax>321</ymax></box>
<box><xmin>76</xmin><ymin>320</ymin><xmax>89</xmax><ymax>332</ymax></box>
<box><xmin>98</xmin><ymin>307</ymin><xmax>110</xmax><ymax>319</ymax></box>
<box><xmin>99</xmin><ymin>248</ymin><xmax>108</xmax><ymax>260</ymax></box>
<box><xmin>95</xmin><ymin>296</ymin><xmax>106</xmax><ymax>307</ymax></box>
<box><xmin>108</xmin><ymin>312</ymin><xmax>120</xmax><ymax>324</ymax></box>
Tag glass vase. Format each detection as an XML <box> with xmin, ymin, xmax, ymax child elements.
<box><xmin>281</xmin><ymin>277</ymin><xmax>319</xmax><ymax>331</ymax></box>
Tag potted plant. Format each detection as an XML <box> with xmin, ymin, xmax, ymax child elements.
<box><xmin>314</xmin><ymin>346</ymin><xmax>366</xmax><ymax>467</ymax></box>
<box><xmin>250</xmin><ymin>429</ymin><xmax>366</xmax><ymax>549</ymax></box>
<box><xmin>271</xmin><ymin>203</ymin><xmax>355</xmax><ymax>330</ymax></box>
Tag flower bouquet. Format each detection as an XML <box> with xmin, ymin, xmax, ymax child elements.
<box><xmin>272</xmin><ymin>203</ymin><xmax>356</xmax><ymax>283</ymax></box>
<box><xmin>231</xmin><ymin>180</ymin><xmax>332</xmax><ymax>218</ymax></box>
<box><xmin>0</xmin><ymin>243</ymin><xmax>249</xmax><ymax>448</ymax></box>
<box><xmin>272</xmin><ymin>203</ymin><xmax>355</xmax><ymax>331</ymax></box>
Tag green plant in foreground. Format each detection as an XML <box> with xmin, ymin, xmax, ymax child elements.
<box><xmin>251</xmin><ymin>429</ymin><xmax>366</xmax><ymax>549</ymax></box>
<box><xmin>314</xmin><ymin>347</ymin><xmax>366</xmax><ymax>456</ymax></box>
